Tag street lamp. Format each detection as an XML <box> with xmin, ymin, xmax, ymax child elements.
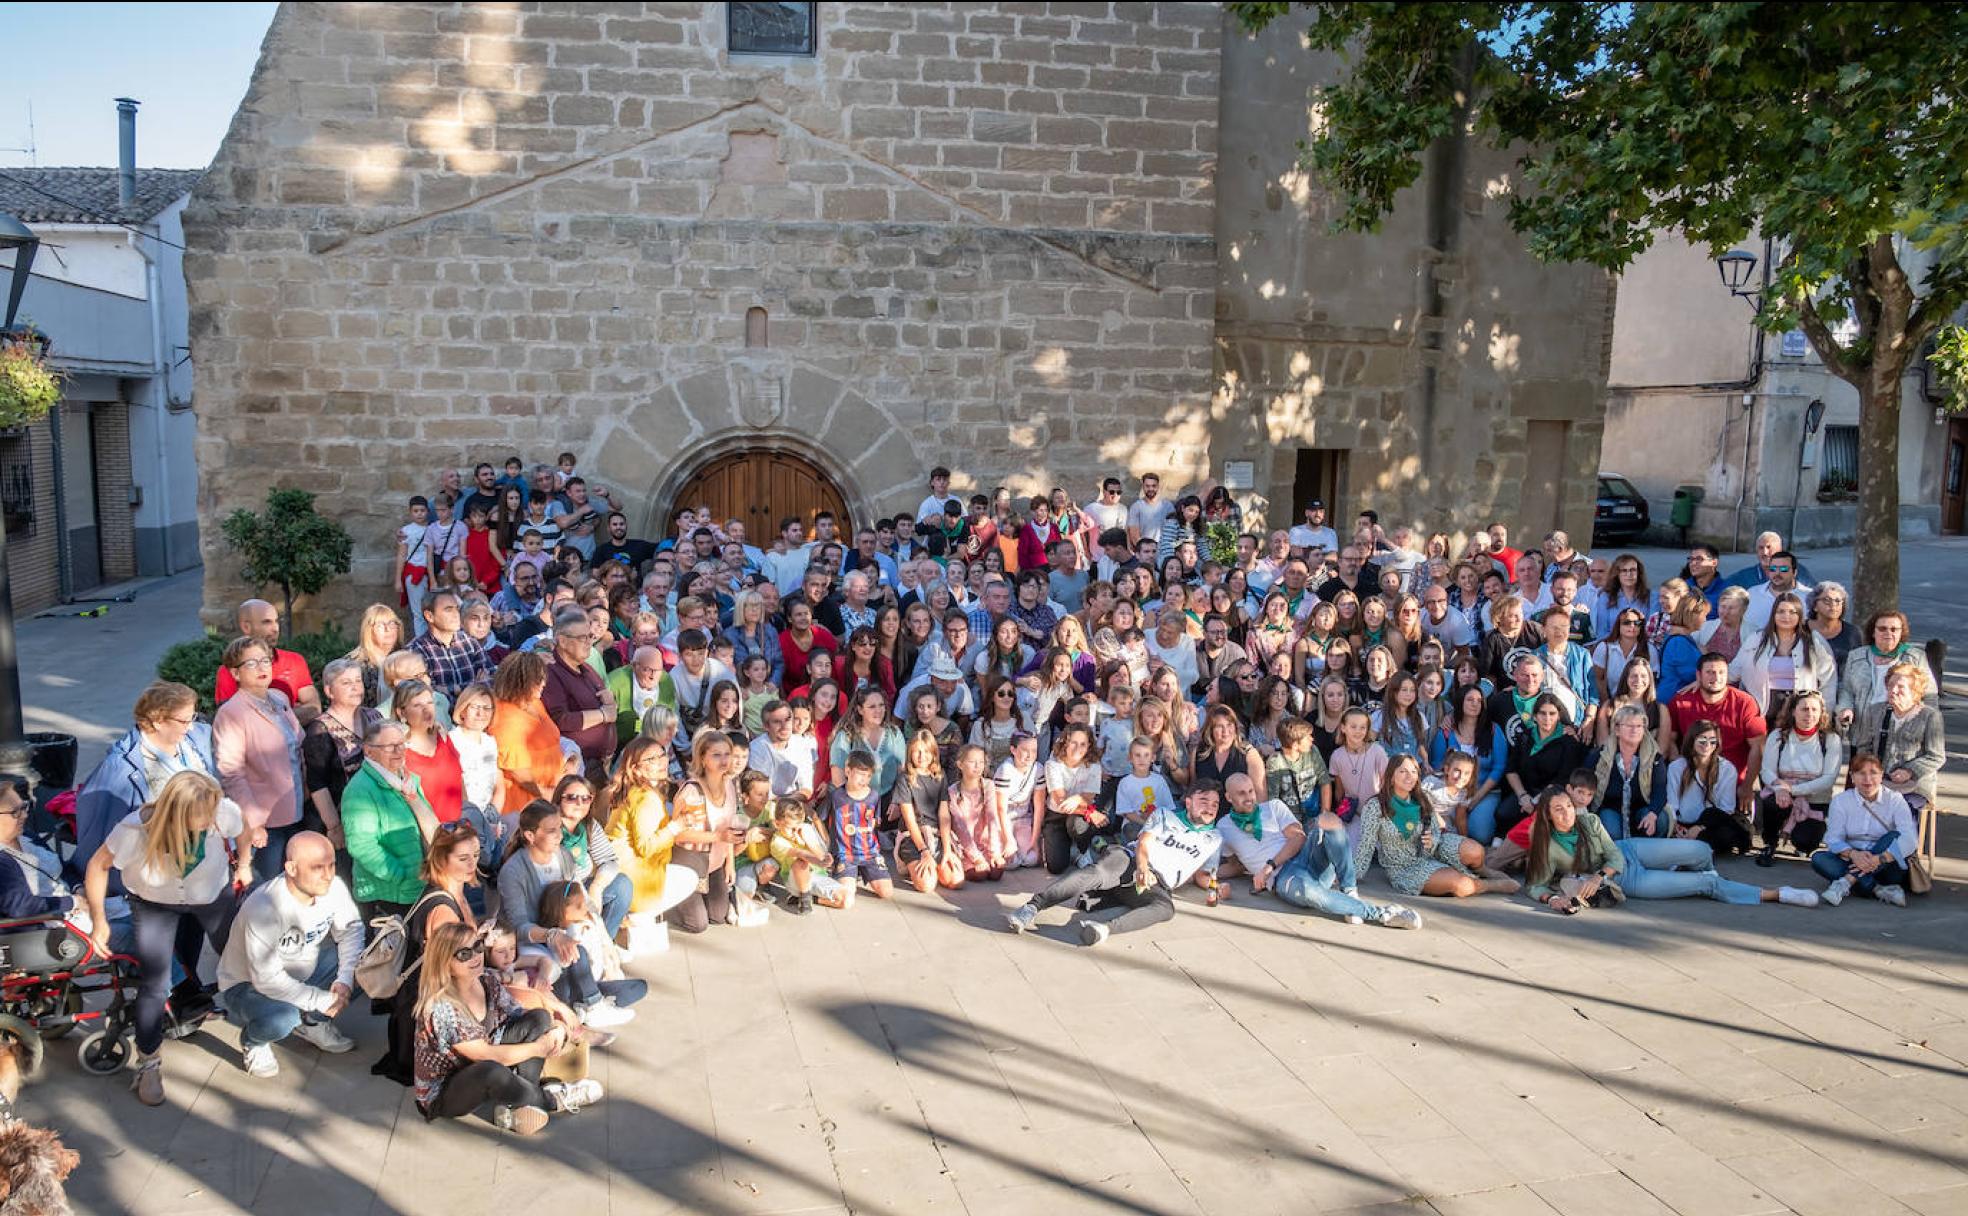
<box><xmin>0</xmin><ymin>212</ymin><xmax>37</xmax><ymax>762</ymax></box>
<box><xmin>0</xmin><ymin>211</ymin><xmax>38</xmax><ymax>334</ymax></box>
<box><xmin>1716</xmin><ymin>248</ymin><xmax>1762</xmax><ymax>311</ymax></box>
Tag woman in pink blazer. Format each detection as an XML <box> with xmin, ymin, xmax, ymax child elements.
<box><xmin>212</xmin><ymin>636</ymin><xmax>306</xmax><ymax>879</ymax></box>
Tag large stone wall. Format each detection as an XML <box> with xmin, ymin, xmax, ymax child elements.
<box><xmin>185</xmin><ymin>1</ymin><xmax>1222</xmax><ymax>624</ymax></box>
<box><xmin>1210</xmin><ymin>18</ymin><xmax>1613</xmax><ymax>545</ymax></box>
<box><xmin>185</xmin><ymin>2</ymin><xmax>1615</xmax><ymax>627</ymax></box>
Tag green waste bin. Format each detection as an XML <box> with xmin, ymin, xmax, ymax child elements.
<box><xmin>1670</xmin><ymin>485</ymin><xmax>1704</xmax><ymax>528</ymax></box>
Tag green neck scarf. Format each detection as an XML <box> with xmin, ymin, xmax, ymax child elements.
<box><xmin>1174</xmin><ymin>808</ymin><xmax>1212</xmax><ymax>834</ymax></box>
<box><xmin>1870</xmin><ymin>642</ymin><xmax>1910</xmax><ymax>661</ymax></box>
<box><xmin>1529</xmin><ymin>723</ymin><xmax>1564</xmax><ymax>755</ymax></box>
<box><xmin>561</xmin><ymin>823</ymin><xmax>590</xmax><ymax>872</ymax></box>
<box><xmin>1389</xmin><ymin>794</ymin><xmax>1422</xmax><ymax>837</ymax></box>
<box><xmin>1550</xmin><ymin>826</ymin><xmax>1579</xmax><ymax>854</ymax></box>
<box><xmin>1512</xmin><ymin>690</ymin><xmax>1538</xmax><ymax>722</ymax></box>
<box><xmin>180</xmin><ymin>831</ymin><xmax>209</xmax><ymax>878</ymax></box>
<box><xmin>1226</xmin><ymin>808</ymin><xmax>1263</xmax><ymax>840</ymax></box>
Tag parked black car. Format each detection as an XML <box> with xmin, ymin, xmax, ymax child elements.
<box><xmin>1593</xmin><ymin>474</ymin><xmax>1650</xmax><ymax>543</ymax></box>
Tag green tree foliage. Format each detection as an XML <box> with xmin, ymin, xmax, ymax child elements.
<box><xmin>1231</xmin><ymin>1</ymin><xmax>1968</xmax><ymax>613</ymax></box>
<box><xmin>218</xmin><ymin>488</ymin><xmax>354</xmax><ymax>630</ymax></box>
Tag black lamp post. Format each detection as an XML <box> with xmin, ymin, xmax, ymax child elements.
<box><xmin>1716</xmin><ymin>247</ymin><xmax>1763</xmax><ymax>312</ymax></box>
<box><xmin>0</xmin><ymin>211</ymin><xmax>40</xmax><ymax>755</ymax></box>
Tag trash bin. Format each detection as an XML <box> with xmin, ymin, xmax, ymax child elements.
<box><xmin>1670</xmin><ymin>485</ymin><xmax>1705</xmax><ymax>529</ymax></box>
<box><xmin>25</xmin><ymin>731</ymin><xmax>78</xmax><ymax>792</ymax></box>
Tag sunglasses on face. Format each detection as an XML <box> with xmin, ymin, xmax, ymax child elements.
<box><xmin>453</xmin><ymin>944</ymin><xmax>486</xmax><ymax>963</ymax></box>
<box><xmin>562</xmin><ymin>793</ymin><xmax>594</xmax><ymax>804</ymax></box>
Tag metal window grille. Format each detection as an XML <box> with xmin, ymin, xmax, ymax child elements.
<box><xmin>729</xmin><ymin>2</ymin><xmax>816</xmax><ymax>56</ymax></box>
<box><xmin>1818</xmin><ymin>425</ymin><xmax>1859</xmax><ymax>496</ymax></box>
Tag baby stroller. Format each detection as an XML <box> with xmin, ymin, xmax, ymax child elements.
<box><xmin>0</xmin><ymin>914</ymin><xmax>211</xmax><ymax>1078</ymax></box>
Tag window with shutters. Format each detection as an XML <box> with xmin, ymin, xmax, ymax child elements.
<box><xmin>1818</xmin><ymin>425</ymin><xmax>1859</xmax><ymax>498</ymax></box>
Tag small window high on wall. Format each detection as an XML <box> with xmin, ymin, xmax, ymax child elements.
<box><xmin>1819</xmin><ymin>425</ymin><xmax>1859</xmax><ymax>498</ymax></box>
<box><xmin>729</xmin><ymin>2</ymin><xmax>816</xmax><ymax>56</ymax></box>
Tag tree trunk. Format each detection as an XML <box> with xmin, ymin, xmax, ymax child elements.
<box><xmin>1852</xmin><ymin>364</ymin><xmax>1903</xmax><ymax>620</ymax></box>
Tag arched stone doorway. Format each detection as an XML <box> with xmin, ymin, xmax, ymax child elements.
<box><xmin>665</xmin><ymin>447</ymin><xmax>851</xmax><ymax>542</ymax></box>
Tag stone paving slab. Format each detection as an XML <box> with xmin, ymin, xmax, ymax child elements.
<box><xmin>17</xmin><ymin>858</ymin><xmax>1967</xmax><ymax>1216</ymax></box>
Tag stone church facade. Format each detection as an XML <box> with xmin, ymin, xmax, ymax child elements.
<box><xmin>184</xmin><ymin>2</ymin><xmax>1612</xmax><ymax>623</ymax></box>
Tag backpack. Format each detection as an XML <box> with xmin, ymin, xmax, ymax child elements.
<box><xmin>353</xmin><ymin>890</ymin><xmax>446</xmax><ymax>1000</ymax></box>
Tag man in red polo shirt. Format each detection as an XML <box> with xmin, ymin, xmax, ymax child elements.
<box><xmin>1667</xmin><ymin>652</ymin><xmax>1767</xmax><ymax>805</ymax></box>
<box><xmin>214</xmin><ymin>599</ymin><xmax>321</xmax><ymax>721</ymax></box>
<box><xmin>539</xmin><ymin>606</ymin><xmax>618</xmax><ymax>785</ymax></box>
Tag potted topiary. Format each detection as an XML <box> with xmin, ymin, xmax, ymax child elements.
<box><xmin>0</xmin><ymin>325</ymin><xmax>60</xmax><ymax>433</ymax></box>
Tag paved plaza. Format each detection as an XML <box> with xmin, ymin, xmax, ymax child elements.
<box><xmin>17</xmin><ymin>543</ymin><xmax>1968</xmax><ymax>1216</ymax></box>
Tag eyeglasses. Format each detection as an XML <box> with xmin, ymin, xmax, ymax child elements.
<box><xmin>237</xmin><ymin>657</ymin><xmax>274</xmax><ymax>670</ymax></box>
<box><xmin>561</xmin><ymin>793</ymin><xmax>594</xmax><ymax>804</ymax></box>
<box><xmin>1769</xmin><ymin>565</ymin><xmax>1792</xmax><ymax>574</ymax></box>
<box><xmin>370</xmin><ymin>741</ymin><xmax>407</xmax><ymax>752</ymax></box>
<box><xmin>1693</xmin><ymin>737</ymin><xmax>1719</xmax><ymax>748</ymax></box>
<box><xmin>452</xmin><ymin>944</ymin><xmax>486</xmax><ymax>962</ymax></box>
<box><xmin>994</xmin><ymin>689</ymin><xmax>1015</xmax><ymax>698</ymax></box>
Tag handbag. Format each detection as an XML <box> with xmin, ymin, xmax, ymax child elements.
<box><xmin>354</xmin><ymin>890</ymin><xmax>446</xmax><ymax>1000</ymax></box>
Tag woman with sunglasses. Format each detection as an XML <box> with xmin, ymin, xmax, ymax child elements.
<box><xmin>1591</xmin><ymin>610</ymin><xmax>1653</xmax><ymax>708</ymax></box>
<box><xmin>412</xmin><ymin>921</ymin><xmax>601</xmax><ymax>1134</ymax></box>
<box><xmin>1803</xmin><ymin>582</ymin><xmax>1861</xmax><ymax>667</ymax></box>
<box><xmin>1754</xmin><ymin>691</ymin><xmax>1841</xmax><ymax>866</ymax></box>
<box><xmin>553</xmin><ymin>775</ymin><xmax>632</xmax><ymax>947</ymax></box>
<box><xmin>1666</xmin><ymin>720</ymin><xmax>1751</xmax><ymax>856</ymax></box>
<box><xmin>374</xmin><ymin>821</ymin><xmax>482</xmax><ymax>1086</ymax></box>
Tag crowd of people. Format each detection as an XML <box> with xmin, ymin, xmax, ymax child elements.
<box><xmin>24</xmin><ymin>454</ymin><xmax>1943</xmax><ymax>1135</ymax></box>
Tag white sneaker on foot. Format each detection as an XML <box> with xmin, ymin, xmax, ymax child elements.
<box><xmin>241</xmin><ymin>1043</ymin><xmax>278</xmax><ymax>1078</ymax></box>
<box><xmin>1874</xmin><ymin>884</ymin><xmax>1907</xmax><ymax>907</ymax></box>
<box><xmin>294</xmin><ymin>1019</ymin><xmax>356</xmax><ymax>1054</ymax></box>
<box><xmin>494</xmin><ymin>1104</ymin><xmax>550</xmax><ymax>1135</ymax></box>
<box><xmin>1004</xmin><ymin>903</ymin><xmax>1039</xmax><ymax>934</ymax></box>
<box><xmin>1821</xmin><ymin>876</ymin><xmax>1851</xmax><ymax>907</ymax></box>
<box><xmin>1379</xmin><ymin>905</ymin><xmax>1423</xmax><ymax>930</ymax></box>
<box><xmin>1077</xmin><ymin>919</ymin><xmax>1110</xmax><ymax>947</ymax></box>
<box><xmin>581</xmin><ymin>998</ymin><xmax>636</xmax><ymax>1029</ymax></box>
<box><xmin>547</xmin><ymin>1077</ymin><xmax>605</xmax><ymax>1113</ymax></box>
<box><xmin>1776</xmin><ymin>886</ymin><xmax>1819</xmax><ymax>908</ymax></box>
<box><xmin>1343</xmin><ymin>914</ymin><xmax>1365</xmax><ymax>925</ymax></box>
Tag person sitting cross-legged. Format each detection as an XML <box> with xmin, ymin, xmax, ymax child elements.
<box><xmin>1217</xmin><ymin>770</ymin><xmax>1421</xmax><ymax>930</ymax></box>
<box><xmin>215</xmin><ymin>830</ymin><xmax>366</xmax><ymax>1078</ymax></box>
<box><xmin>1814</xmin><ymin>753</ymin><xmax>1919</xmax><ymax>908</ymax></box>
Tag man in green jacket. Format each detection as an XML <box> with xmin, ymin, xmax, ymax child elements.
<box><xmin>606</xmin><ymin>645</ymin><xmax>676</xmax><ymax>747</ymax></box>
<box><xmin>338</xmin><ymin>720</ymin><xmax>434</xmax><ymax>913</ymax></box>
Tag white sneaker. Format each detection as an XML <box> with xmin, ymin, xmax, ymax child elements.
<box><xmin>241</xmin><ymin>1043</ymin><xmax>278</xmax><ymax>1078</ymax></box>
<box><xmin>547</xmin><ymin>1077</ymin><xmax>605</xmax><ymax>1113</ymax></box>
<box><xmin>1874</xmin><ymin>884</ymin><xmax>1907</xmax><ymax>907</ymax></box>
<box><xmin>1821</xmin><ymin>876</ymin><xmax>1851</xmax><ymax>907</ymax></box>
<box><xmin>1077</xmin><ymin>919</ymin><xmax>1110</xmax><ymax>947</ymax></box>
<box><xmin>1343</xmin><ymin>914</ymin><xmax>1365</xmax><ymax>925</ymax></box>
<box><xmin>294</xmin><ymin>1019</ymin><xmax>356</xmax><ymax>1054</ymax></box>
<box><xmin>1777</xmin><ymin>886</ymin><xmax>1819</xmax><ymax>908</ymax></box>
<box><xmin>1379</xmin><ymin>905</ymin><xmax>1423</xmax><ymax>930</ymax></box>
<box><xmin>1004</xmin><ymin>903</ymin><xmax>1039</xmax><ymax>934</ymax></box>
<box><xmin>581</xmin><ymin>999</ymin><xmax>636</xmax><ymax>1029</ymax></box>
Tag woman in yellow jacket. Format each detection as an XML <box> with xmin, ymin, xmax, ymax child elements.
<box><xmin>602</xmin><ymin>736</ymin><xmax>698</xmax><ymax>951</ymax></box>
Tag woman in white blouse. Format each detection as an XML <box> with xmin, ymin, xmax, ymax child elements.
<box><xmin>1731</xmin><ymin>592</ymin><xmax>1837</xmax><ymax>719</ymax></box>
<box><xmin>1754</xmin><ymin>691</ymin><xmax>1841</xmax><ymax>867</ymax></box>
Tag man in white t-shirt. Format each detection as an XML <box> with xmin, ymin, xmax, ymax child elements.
<box><xmin>1233</xmin><ymin>768</ymin><xmax>1421</xmax><ymax>928</ymax></box>
<box><xmin>916</xmin><ymin>466</ymin><xmax>956</xmax><ymax>526</ymax></box>
<box><xmin>1081</xmin><ymin>477</ymin><xmax>1129</xmax><ymax>541</ymax></box>
<box><xmin>216</xmin><ymin>831</ymin><xmax>365</xmax><ymax>1079</ymax></box>
<box><xmin>1125</xmin><ymin>473</ymin><xmax>1174</xmax><ymax>547</ymax></box>
<box><xmin>1287</xmin><ymin>500</ymin><xmax>1339</xmax><ymax>555</ymax></box>
<box><xmin>747</xmin><ymin>700</ymin><xmax>818</xmax><ymax>799</ymax></box>
<box><xmin>1004</xmin><ymin>781</ymin><xmax>1224</xmax><ymax>946</ymax></box>
<box><xmin>763</xmin><ymin>516</ymin><xmax>815</xmax><ymax>598</ymax></box>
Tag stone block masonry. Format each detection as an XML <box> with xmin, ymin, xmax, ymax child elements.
<box><xmin>184</xmin><ymin>2</ymin><xmax>1612</xmax><ymax>628</ymax></box>
<box><xmin>185</xmin><ymin>1</ymin><xmax>1227</xmax><ymax>626</ymax></box>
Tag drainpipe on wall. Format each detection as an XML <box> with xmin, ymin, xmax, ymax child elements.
<box><xmin>133</xmin><ymin>228</ymin><xmax>175</xmax><ymax>575</ymax></box>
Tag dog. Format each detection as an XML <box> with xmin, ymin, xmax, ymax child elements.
<box><xmin>0</xmin><ymin>1029</ymin><xmax>77</xmax><ymax>1216</ymax></box>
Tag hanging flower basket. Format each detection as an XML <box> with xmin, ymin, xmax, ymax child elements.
<box><xmin>0</xmin><ymin>328</ymin><xmax>61</xmax><ymax>431</ymax></box>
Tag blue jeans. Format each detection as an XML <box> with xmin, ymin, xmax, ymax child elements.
<box><xmin>1271</xmin><ymin>826</ymin><xmax>1389</xmax><ymax>923</ymax></box>
<box><xmin>222</xmin><ymin>946</ymin><xmax>340</xmax><ymax>1049</ymax></box>
<box><xmin>552</xmin><ymin>944</ymin><xmax>648</xmax><ymax>1010</ymax></box>
<box><xmin>1614</xmin><ymin>838</ymin><xmax>1761</xmax><ymax>905</ymax></box>
<box><xmin>1464</xmin><ymin>793</ymin><xmax>1503</xmax><ymax>845</ymax></box>
<box><xmin>1810</xmin><ymin>831</ymin><xmax>1906</xmax><ymax>893</ymax></box>
<box><xmin>597</xmin><ymin>872</ymin><xmax>633</xmax><ymax>941</ymax></box>
<box><xmin>1597</xmin><ymin>807</ymin><xmax>1669</xmax><ymax>842</ymax></box>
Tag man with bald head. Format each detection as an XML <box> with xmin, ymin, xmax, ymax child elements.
<box><xmin>215</xmin><ymin>830</ymin><xmax>364</xmax><ymax>1079</ymax></box>
<box><xmin>214</xmin><ymin>599</ymin><xmax>321</xmax><ymax>720</ymax></box>
<box><xmin>606</xmin><ymin>644</ymin><xmax>676</xmax><ymax>746</ymax></box>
